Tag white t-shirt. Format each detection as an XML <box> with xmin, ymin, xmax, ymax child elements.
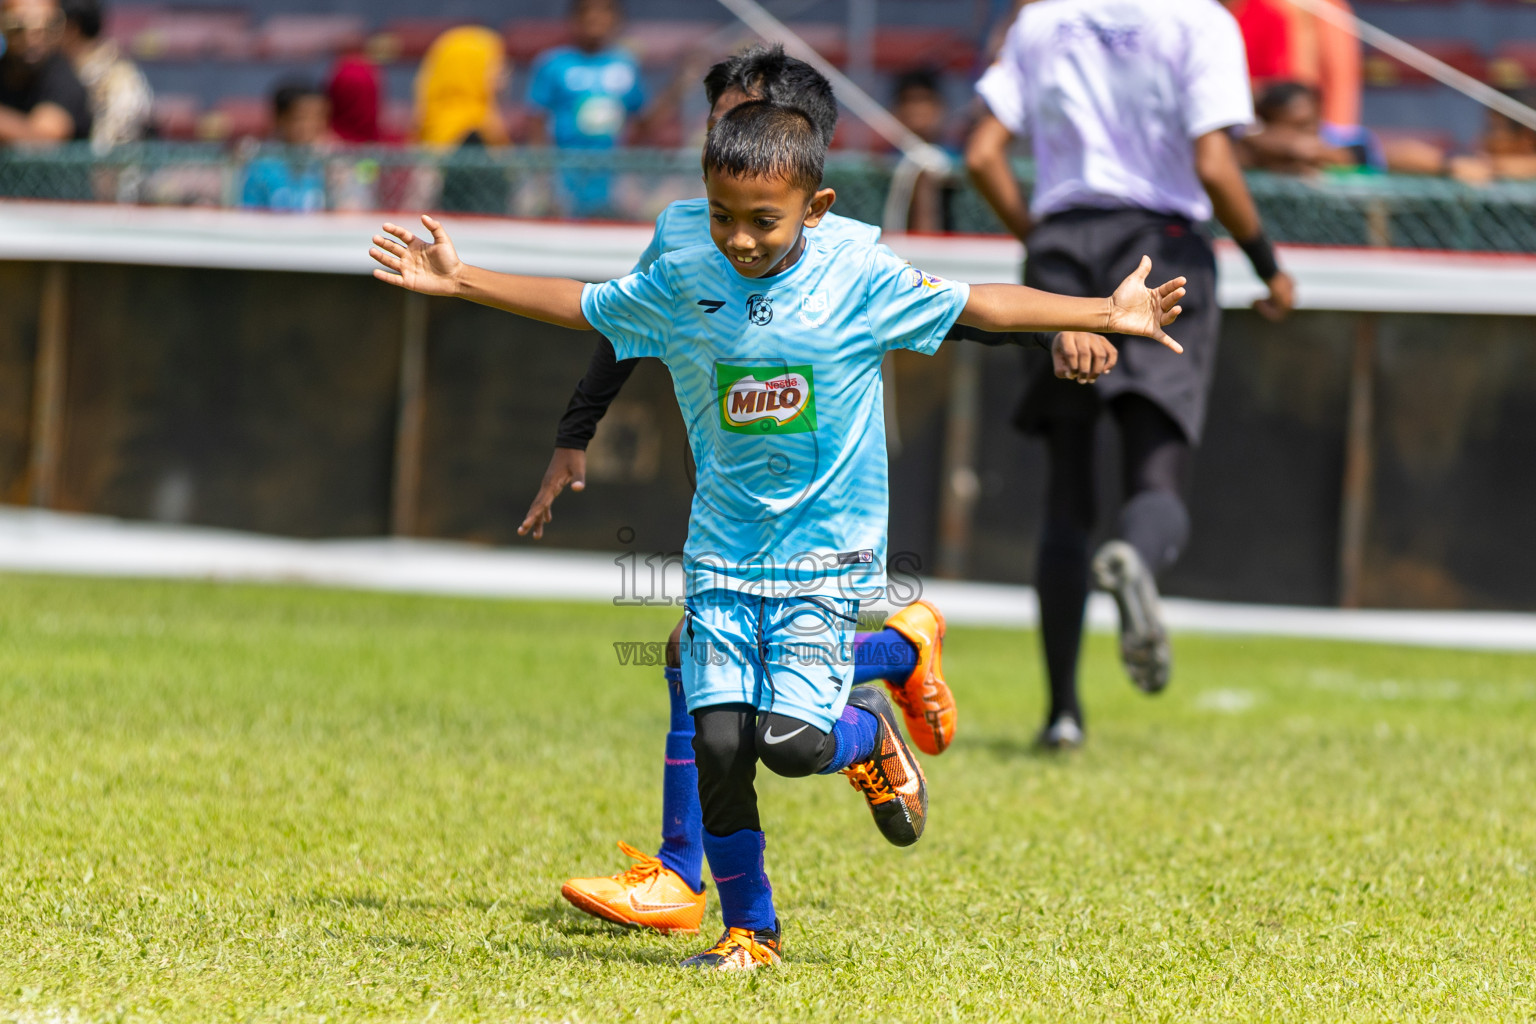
<box><xmin>975</xmin><ymin>0</ymin><xmax>1254</xmax><ymax>222</ymax></box>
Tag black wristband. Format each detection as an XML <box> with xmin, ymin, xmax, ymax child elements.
<box><xmin>1238</xmin><ymin>232</ymin><xmax>1280</xmax><ymax>282</ymax></box>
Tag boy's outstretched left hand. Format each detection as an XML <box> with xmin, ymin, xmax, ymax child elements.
<box><xmin>370</xmin><ymin>215</ymin><xmax>464</xmax><ymax>296</ymax></box>
<box><xmin>1106</xmin><ymin>256</ymin><xmax>1186</xmax><ymax>353</ymax></box>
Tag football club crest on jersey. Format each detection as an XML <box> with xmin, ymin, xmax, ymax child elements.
<box><xmin>716</xmin><ymin>363</ymin><xmax>817</xmax><ymax>434</ymax></box>
<box><xmin>798</xmin><ymin>290</ymin><xmax>831</xmax><ymax>327</ymax></box>
<box><xmin>746</xmin><ymin>294</ymin><xmax>774</xmax><ymax>326</ymax></box>
<box><xmin>902</xmin><ymin>267</ymin><xmax>943</xmax><ymax>290</ymax></box>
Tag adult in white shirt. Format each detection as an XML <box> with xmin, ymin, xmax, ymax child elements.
<box><xmin>966</xmin><ymin>0</ymin><xmax>1295</xmax><ymax>748</ymax></box>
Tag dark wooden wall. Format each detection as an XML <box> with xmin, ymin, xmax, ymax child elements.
<box><xmin>1</xmin><ymin>259</ymin><xmax>1531</xmax><ymax>611</ymax></box>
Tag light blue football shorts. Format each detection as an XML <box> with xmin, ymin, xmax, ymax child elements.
<box><xmin>680</xmin><ymin>589</ymin><xmax>859</xmax><ymax>732</ymax></box>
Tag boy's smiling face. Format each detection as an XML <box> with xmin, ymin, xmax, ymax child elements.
<box><xmin>705</xmin><ymin>170</ymin><xmax>835</xmax><ymax>279</ymax></box>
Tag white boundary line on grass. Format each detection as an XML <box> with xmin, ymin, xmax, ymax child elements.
<box><xmin>1</xmin><ymin>508</ymin><xmax>1533</xmax><ymax>653</ymax></box>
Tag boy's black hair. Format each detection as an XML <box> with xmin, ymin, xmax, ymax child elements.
<box><xmin>569</xmin><ymin>0</ymin><xmax>620</xmax><ymax>14</ymax></box>
<box><xmin>893</xmin><ymin>67</ymin><xmax>942</xmax><ymax>101</ymax></box>
<box><xmin>61</xmin><ymin>0</ymin><xmax>102</xmax><ymax>39</ymax></box>
<box><xmin>271</xmin><ymin>79</ymin><xmax>324</xmax><ymax>119</ymax></box>
<box><xmin>703</xmin><ymin>44</ymin><xmax>838</xmax><ymax>146</ymax></box>
<box><xmin>1255</xmin><ymin>81</ymin><xmax>1317</xmax><ymax>123</ymax></box>
<box><xmin>703</xmin><ymin>101</ymin><xmax>825</xmax><ymax>195</ymax></box>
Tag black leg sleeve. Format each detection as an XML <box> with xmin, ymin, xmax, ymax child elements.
<box><xmin>692</xmin><ymin>704</ymin><xmax>761</xmax><ymax>836</ymax></box>
<box><xmin>755</xmin><ymin>713</ymin><xmax>838</xmax><ymax>778</ymax></box>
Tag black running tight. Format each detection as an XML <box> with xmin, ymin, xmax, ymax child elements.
<box><xmin>1036</xmin><ymin>395</ymin><xmax>1191</xmax><ymax>726</ymax></box>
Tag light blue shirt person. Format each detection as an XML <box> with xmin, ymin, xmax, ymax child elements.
<box><xmin>527</xmin><ymin>45</ymin><xmax>646</xmax><ymax>217</ymax></box>
<box><xmin>240</xmin><ymin>154</ymin><xmax>325</xmax><ymax>212</ymax></box>
<box><xmin>581</xmin><ymin>237</ymin><xmax>970</xmax><ymax>601</ymax></box>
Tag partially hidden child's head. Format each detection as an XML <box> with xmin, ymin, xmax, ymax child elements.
<box><xmin>1485</xmin><ymin>88</ymin><xmax>1536</xmax><ymax>157</ymax></box>
<box><xmin>1255</xmin><ymin>81</ymin><xmax>1321</xmax><ymax>136</ymax></box>
<box><xmin>570</xmin><ymin>0</ymin><xmax>620</xmax><ymax>54</ymax></box>
<box><xmin>702</xmin><ymin>100</ymin><xmax>833</xmax><ymax>279</ymax></box>
<box><xmin>272</xmin><ymin>80</ymin><xmax>329</xmax><ymax>146</ymax></box>
<box><xmin>703</xmin><ymin>44</ymin><xmax>837</xmax><ymax>146</ymax></box>
<box><xmin>893</xmin><ymin>68</ymin><xmax>946</xmax><ymax>144</ymax></box>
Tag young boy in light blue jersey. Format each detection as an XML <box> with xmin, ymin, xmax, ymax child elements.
<box><xmin>532</xmin><ymin>47</ymin><xmax>962</xmax><ymax>940</ymax></box>
<box><xmin>367</xmin><ymin>101</ymin><xmax>1185</xmax><ymax>970</ymax></box>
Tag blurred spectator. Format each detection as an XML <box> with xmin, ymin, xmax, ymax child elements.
<box><xmin>1450</xmin><ymin>91</ymin><xmax>1536</xmax><ymax>185</ymax></box>
<box><xmin>891</xmin><ymin>68</ymin><xmax>954</xmax><ymax>232</ymax></box>
<box><xmin>1226</xmin><ymin>0</ymin><xmax>1292</xmax><ymax>84</ymax></box>
<box><xmin>59</xmin><ymin>0</ymin><xmax>148</xmax><ymax>150</ymax></box>
<box><xmin>1242</xmin><ymin>80</ymin><xmax>1446</xmax><ymax>176</ymax></box>
<box><xmin>415</xmin><ymin>27</ymin><xmax>511</xmax><ymax>214</ymax></box>
<box><xmin>1225</xmin><ymin>0</ymin><xmax>1360</xmax><ymax>132</ymax></box>
<box><xmin>894</xmin><ymin>68</ymin><xmax>948</xmax><ymax>148</ymax></box>
<box><xmin>414</xmin><ymin>26</ymin><xmax>509</xmax><ymax>148</ymax></box>
<box><xmin>1304</xmin><ymin>0</ymin><xmax>1361</xmax><ymax>130</ymax></box>
<box><xmin>527</xmin><ymin>0</ymin><xmax>647</xmax><ymax>216</ymax></box>
<box><xmin>1240</xmin><ymin>80</ymin><xmax>1381</xmax><ymax>173</ymax></box>
<box><xmin>0</xmin><ymin>0</ymin><xmax>91</xmax><ymax>144</ymax></box>
<box><xmin>241</xmin><ymin>80</ymin><xmax>328</xmax><ymax>212</ymax></box>
<box><xmin>327</xmin><ymin>53</ymin><xmax>382</xmax><ymax>144</ymax></box>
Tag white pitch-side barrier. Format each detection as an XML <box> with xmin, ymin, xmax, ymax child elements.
<box><xmin>7</xmin><ymin>200</ymin><xmax>1536</xmax><ymax>316</ymax></box>
<box><xmin>1</xmin><ymin>508</ymin><xmax>1533</xmax><ymax>652</ymax></box>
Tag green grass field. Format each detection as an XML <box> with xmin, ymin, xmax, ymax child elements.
<box><xmin>1</xmin><ymin>574</ymin><xmax>1533</xmax><ymax>1023</ymax></box>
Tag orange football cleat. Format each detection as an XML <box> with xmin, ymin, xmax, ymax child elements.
<box><xmin>883</xmin><ymin>600</ymin><xmax>957</xmax><ymax>755</ymax></box>
<box><xmin>841</xmin><ymin>686</ymin><xmax>928</xmax><ymax>847</ymax></box>
<box><xmin>560</xmin><ymin>841</ymin><xmax>705</xmax><ymax>934</ymax></box>
<box><xmin>680</xmin><ymin>922</ymin><xmax>783</xmax><ymax>971</ymax></box>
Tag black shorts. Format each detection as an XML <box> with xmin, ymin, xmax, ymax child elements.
<box><xmin>1016</xmin><ymin>207</ymin><xmax>1220</xmax><ymax>444</ymax></box>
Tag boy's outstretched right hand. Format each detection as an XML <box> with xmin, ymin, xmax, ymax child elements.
<box><xmin>370</xmin><ymin>214</ymin><xmax>464</xmax><ymax>296</ymax></box>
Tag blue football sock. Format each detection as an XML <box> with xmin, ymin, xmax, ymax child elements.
<box><xmin>656</xmin><ymin>667</ymin><xmax>704</xmax><ymax>893</ymax></box>
<box><xmin>851</xmin><ymin>628</ymin><xmax>919</xmax><ymax>685</ymax></box>
<box><xmin>819</xmin><ymin>704</ymin><xmax>881</xmax><ymax>774</ymax></box>
<box><xmin>701</xmin><ymin>828</ymin><xmax>775</xmax><ymax>931</ymax></box>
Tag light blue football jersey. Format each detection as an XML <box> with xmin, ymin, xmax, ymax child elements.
<box><xmin>632</xmin><ymin>197</ymin><xmax>882</xmax><ymax>274</ymax></box>
<box><xmin>582</xmin><ymin>237</ymin><xmax>970</xmax><ymax>599</ymax></box>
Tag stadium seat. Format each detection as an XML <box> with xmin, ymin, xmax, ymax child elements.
<box><xmin>126</xmin><ymin>8</ymin><xmax>253</xmax><ymax>61</ymax></box>
<box><xmin>503</xmin><ymin>19</ymin><xmax>573</xmax><ymax>63</ymax></box>
<box><xmin>198</xmin><ymin>96</ymin><xmax>271</xmax><ymax>142</ymax></box>
<box><xmin>1489</xmin><ymin>42</ymin><xmax>1536</xmax><ymax>90</ymax></box>
<box><xmin>784</xmin><ymin>23</ymin><xmax>847</xmax><ymax>67</ymax></box>
<box><xmin>380</xmin><ymin>99</ymin><xmax>414</xmax><ymax>141</ymax></box>
<box><xmin>256</xmin><ymin>14</ymin><xmax>367</xmax><ymax>61</ymax></box>
<box><xmin>1363</xmin><ymin>40</ymin><xmax>1486</xmax><ymax>87</ymax></box>
<box><xmin>151</xmin><ymin>93</ymin><xmax>201</xmax><ymax>141</ymax></box>
<box><xmin>615</xmin><ymin>20</ymin><xmax>721</xmax><ymax>67</ymax></box>
<box><xmin>1373</xmin><ymin>127</ymin><xmax>1456</xmax><ymax>153</ymax></box>
<box><xmin>102</xmin><ymin>4</ymin><xmax>161</xmax><ymax>46</ymax></box>
<box><xmin>368</xmin><ymin>19</ymin><xmax>469</xmax><ymax>63</ymax></box>
<box><xmin>872</xmin><ymin>28</ymin><xmax>974</xmax><ymax>72</ymax></box>
<box><xmin>503</xmin><ymin>102</ymin><xmax>534</xmax><ymax>142</ymax></box>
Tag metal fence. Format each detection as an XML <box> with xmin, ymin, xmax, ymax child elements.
<box><xmin>6</xmin><ymin>143</ymin><xmax>1536</xmax><ymax>252</ymax></box>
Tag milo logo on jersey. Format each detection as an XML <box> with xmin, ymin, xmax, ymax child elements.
<box><xmin>716</xmin><ymin>363</ymin><xmax>818</xmax><ymax>435</ymax></box>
